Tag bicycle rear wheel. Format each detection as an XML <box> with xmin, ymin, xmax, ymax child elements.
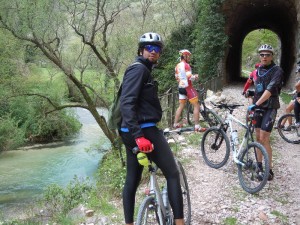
<box><xmin>237</xmin><ymin>142</ymin><xmax>270</xmax><ymax>194</ymax></box>
<box><xmin>136</xmin><ymin>196</ymin><xmax>164</xmax><ymax>225</ymax></box>
<box><xmin>201</xmin><ymin>127</ymin><xmax>230</xmax><ymax>168</ymax></box>
<box><xmin>277</xmin><ymin>113</ymin><xmax>300</xmax><ymax>144</ymax></box>
<box><xmin>187</xmin><ymin>103</ymin><xmax>222</xmax><ymax>127</ymax></box>
<box><xmin>187</xmin><ymin>103</ymin><xmax>194</xmax><ymax>125</ymax></box>
<box><xmin>176</xmin><ymin>160</ymin><xmax>191</xmax><ymax>224</ymax></box>
<box><xmin>205</xmin><ymin>108</ymin><xmax>223</xmax><ymax>127</ymax></box>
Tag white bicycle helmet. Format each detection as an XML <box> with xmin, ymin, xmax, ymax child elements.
<box><xmin>258</xmin><ymin>44</ymin><xmax>274</xmax><ymax>54</ymax></box>
<box><xmin>139</xmin><ymin>32</ymin><xmax>164</xmax><ymax>48</ymax></box>
<box><xmin>179</xmin><ymin>49</ymin><xmax>192</xmax><ymax>56</ymax></box>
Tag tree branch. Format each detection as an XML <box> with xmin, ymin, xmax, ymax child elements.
<box><xmin>9</xmin><ymin>93</ymin><xmax>89</xmax><ymax>114</ymax></box>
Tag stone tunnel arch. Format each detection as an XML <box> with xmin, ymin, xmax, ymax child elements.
<box><xmin>222</xmin><ymin>0</ymin><xmax>299</xmax><ymax>88</ymax></box>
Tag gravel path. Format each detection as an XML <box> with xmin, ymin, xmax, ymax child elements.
<box><xmin>181</xmin><ymin>84</ymin><xmax>300</xmax><ymax>225</ymax></box>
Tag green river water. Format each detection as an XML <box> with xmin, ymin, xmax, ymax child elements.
<box><xmin>0</xmin><ymin>108</ymin><xmax>110</xmax><ymax>216</ymax></box>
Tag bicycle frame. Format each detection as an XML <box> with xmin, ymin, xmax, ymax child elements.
<box><xmin>218</xmin><ymin>106</ymin><xmax>259</xmax><ymax>169</ymax></box>
<box><xmin>147</xmin><ymin>162</ymin><xmax>170</xmax><ymax>224</ymax></box>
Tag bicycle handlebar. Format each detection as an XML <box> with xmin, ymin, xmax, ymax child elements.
<box><xmin>210</xmin><ymin>101</ymin><xmax>243</xmax><ymax>111</ymax></box>
<box><xmin>132</xmin><ymin>146</ymin><xmax>140</xmax><ymax>154</ymax></box>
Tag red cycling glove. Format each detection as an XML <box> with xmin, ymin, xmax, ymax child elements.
<box><xmin>135</xmin><ymin>137</ymin><xmax>153</xmax><ymax>153</ymax></box>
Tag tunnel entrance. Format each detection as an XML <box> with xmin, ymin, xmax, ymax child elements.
<box><xmin>241</xmin><ymin>29</ymin><xmax>279</xmax><ymax>76</ymax></box>
<box><xmin>222</xmin><ymin>0</ymin><xmax>298</xmax><ymax>86</ymax></box>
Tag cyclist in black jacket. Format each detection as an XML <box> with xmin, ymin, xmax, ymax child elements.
<box><xmin>248</xmin><ymin>44</ymin><xmax>284</xmax><ymax>181</ymax></box>
<box><xmin>119</xmin><ymin>32</ymin><xmax>184</xmax><ymax>225</ymax></box>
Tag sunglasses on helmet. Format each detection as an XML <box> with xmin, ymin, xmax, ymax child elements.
<box><xmin>144</xmin><ymin>45</ymin><xmax>161</xmax><ymax>53</ymax></box>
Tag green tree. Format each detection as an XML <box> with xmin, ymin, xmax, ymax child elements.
<box><xmin>0</xmin><ymin>0</ymin><xmax>199</xmax><ymax>155</ymax></box>
<box><xmin>0</xmin><ymin>0</ymin><xmax>130</xmax><ymax>150</ymax></box>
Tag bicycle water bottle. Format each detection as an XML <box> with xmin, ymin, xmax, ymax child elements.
<box><xmin>162</xmin><ymin>186</ymin><xmax>169</xmax><ymax>208</ymax></box>
<box><xmin>137</xmin><ymin>152</ymin><xmax>149</xmax><ymax>166</ymax></box>
<box><xmin>231</xmin><ymin>130</ymin><xmax>239</xmax><ymax>146</ymax></box>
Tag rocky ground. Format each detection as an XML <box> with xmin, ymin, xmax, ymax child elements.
<box><xmin>181</xmin><ymin>83</ymin><xmax>300</xmax><ymax>225</ymax></box>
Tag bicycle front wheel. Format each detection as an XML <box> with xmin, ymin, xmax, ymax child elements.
<box><xmin>176</xmin><ymin>160</ymin><xmax>191</xmax><ymax>224</ymax></box>
<box><xmin>136</xmin><ymin>196</ymin><xmax>164</xmax><ymax>225</ymax></box>
<box><xmin>237</xmin><ymin>142</ymin><xmax>270</xmax><ymax>194</ymax></box>
<box><xmin>201</xmin><ymin>127</ymin><xmax>230</xmax><ymax>168</ymax></box>
<box><xmin>277</xmin><ymin>114</ymin><xmax>300</xmax><ymax>144</ymax></box>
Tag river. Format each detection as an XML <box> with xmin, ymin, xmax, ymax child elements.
<box><xmin>0</xmin><ymin>108</ymin><xmax>110</xmax><ymax>216</ymax></box>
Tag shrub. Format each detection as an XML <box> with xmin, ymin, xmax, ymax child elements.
<box><xmin>0</xmin><ymin>115</ymin><xmax>25</xmax><ymax>151</ymax></box>
<box><xmin>42</xmin><ymin>176</ymin><xmax>92</xmax><ymax>217</ymax></box>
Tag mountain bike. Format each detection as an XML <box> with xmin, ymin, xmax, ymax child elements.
<box><xmin>201</xmin><ymin>102</ymin><xmax>270</xmax><ymax>194</ymax></box>
<box><xmin>186</xmin><ymin>85</ymin><xmax>222</xmax><ymax>127</ymax></box>
<box><xmin>135</xmin><ymin>127</ymin><xmax>192</xmax><ymax>225</ymax></box>
<box><xmin>276</xmin><ymin>113</ymin><xmax>300</xmax><ymax>144</ymax></box>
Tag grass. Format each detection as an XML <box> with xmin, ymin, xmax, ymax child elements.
<box><xmin>223</xmin><ymin>217</ymin><xmax>238</xmax><ymax>225</ymax></box>
<box><xmin>280</xmin><ymin>92</ymin><xmax>293</xmax><ymax>104</ymax></box>
<box><xmin>186</xmin><ymin>132</ymin><xmax>203</xmax><ymax>146</ymax></box>
<box><xmin>271</xmin><ymin>210</ymin><xmax>288</xmax><ymax>224</ymax></box>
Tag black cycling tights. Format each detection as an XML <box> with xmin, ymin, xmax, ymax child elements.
<box><xmin>120</xmin><ymin>126</ymin><xmax>183</xmax><ymax>224</ymax></box>
<box><xmin>294</xmin><ymin>99</ymin><xmax>300</xmax><ymax>123</ymax></box>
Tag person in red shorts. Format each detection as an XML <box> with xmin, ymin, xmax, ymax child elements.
<box><xmin>173</xmin><ymin>49</ymin><xmax>206</xmax><ymax>132</ymax></box>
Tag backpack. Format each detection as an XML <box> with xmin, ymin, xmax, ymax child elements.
<box><xmin>107</xmin><ymin>62</ymin><xmax>147</xmax><ymax>131</ymax></box>
<box><xmin>107</xmin><ymin>84</ymin><xmax>122</xmax><ymax>130</ymax></box>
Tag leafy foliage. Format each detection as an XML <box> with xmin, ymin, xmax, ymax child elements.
<box><xmin>193</xmin><ymin>0</ymin><xmax>227</xmax><ymax>81</ymax></box>
<box><xmin>0</xmin><ymin>66</ymin><xmax>81</xmax><ymax>151</ymax></box>
<box><xmin>96</xmin><ymin>149</ymin><xmax>126</xmax><ymax>196</ymax></box>
<box><xmin>242</xmin><ymin>29</ymin><xmax>279</xmax><ymax>70</ymax></box>
<box><xmin>42</xmin><ymin>176</ymin><xmax>92</xmax><ymax>217</ymax></box>
<box><xmin>0</xmin><ymin>30</ymin><xmax>25</xmax><ymax>78</ymax></box>
<box><xmin>0</xmin><ymin>114</ymin><xmax>25</xmax><ymax>151</ymax></box>
<box><xmin>154</xmin><ymin>24</ymin><xmax>196</xmax><ymax>92</ymax></box>
<box><xmin>154</xmin><ymin>0</ymin><xmax>227</xmax><ymax>93</ymax></box>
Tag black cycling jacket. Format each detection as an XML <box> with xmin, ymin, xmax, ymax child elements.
<box><xmin>253</xmin><ymin>62</ymin><xmax>284</xmax><ymax>109</ymax></box>
<box><xmin>120</xmin><ymin>56</ymin><xmax>162</xmax><ymax>139</ymax></box>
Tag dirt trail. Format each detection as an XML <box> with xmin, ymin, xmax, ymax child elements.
<box><xmin>182</xmin><ymin>83</ymin><xmax>300</xmax><ymax>225</ymax></box>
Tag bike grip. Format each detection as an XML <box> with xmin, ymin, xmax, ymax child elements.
<box><xmin>132</xmin><ymin>147</ymin><xmax>139</xmax><ymax>154</ymax></box>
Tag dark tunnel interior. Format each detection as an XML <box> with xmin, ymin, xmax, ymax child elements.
<box><xmin>224</xmin><ymin>0</ymin><xmax>298</xmax><ymax>86</ymax></box>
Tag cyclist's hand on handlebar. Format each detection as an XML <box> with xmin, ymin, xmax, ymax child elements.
<box><xmin>135</xmin><ymin>137</ymin><xmax>153</xmax><ymax>153</ymax></box>
<box><xmin>247</xmin><ymin>104</ymin><xmax>257</xmax><ymax>111</ymax></box>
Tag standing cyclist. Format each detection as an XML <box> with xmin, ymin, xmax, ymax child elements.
<box><xmin>294</xmin><ymin>61</ymin><xmax>300</xmax><ymax>127</ymax></box>
<box><xmin>242</xmin><ymin>63</ymin><xmax>260</xmax><ymax>96</ymax></box>
<box><xmin>174</xmin><ymin>49</ymin><xmax>206</xmax><ymax>132</ymax></box>
<box><xmin>248</xmin><ymin>44</ymin><xmax>284</xmax><ymax>181</ymax></box>
<box><xmin>119</xmin><ymin>32</ymin><xmax>184</xmax><ymax>225</ymax></box>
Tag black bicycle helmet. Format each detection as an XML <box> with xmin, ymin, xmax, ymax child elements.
<box><xmin>139</xmin><ymin>32</ymin><xmax>164</xmax><ymax>48</ymax></box>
